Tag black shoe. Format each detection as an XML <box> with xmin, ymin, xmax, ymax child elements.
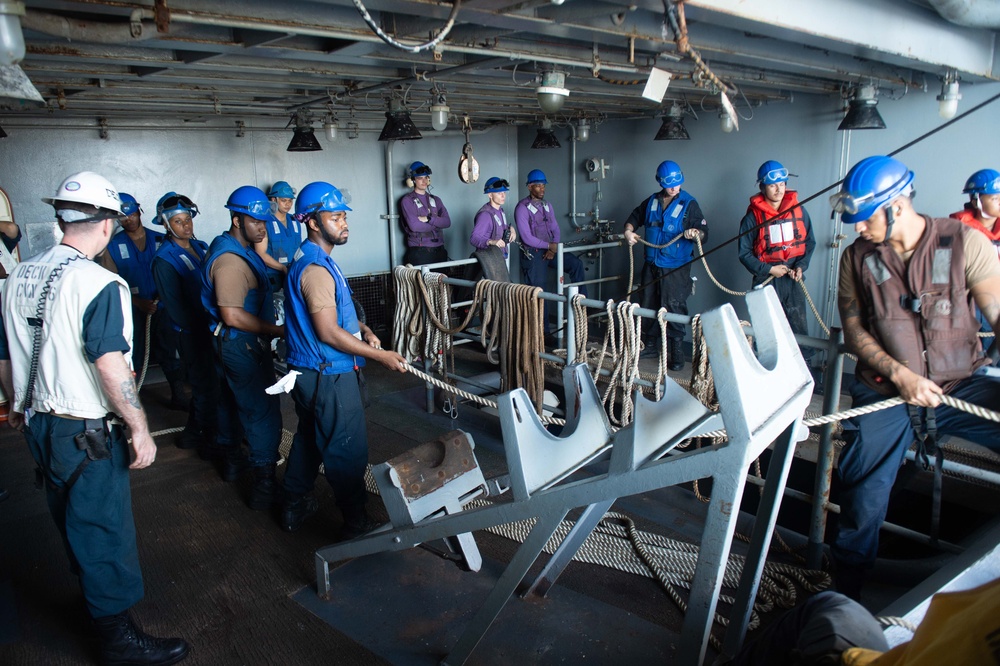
<box><xmin>639</xmin><ymin>345</ymin><xmax>660</xmax><ymax>360</ymax></box>
<box><xmin>168</xmin><ymin>381</ymin><xmax>188</xmax><ymax>411</ymax></box>
<box><xmin>280</xmin><ymin>494</ymin><xmax>319</xmax><ymax>532</ymax></box>
<box><xmin>93</xmin><ymin>611</ymin><xmax>189</xmax><ymax>666</ymax></box>
<box><xmin>219</xmin><ymin>454</ymin><xmax>249</xmax><ymax>483</ymax></box>
<box><xmin>248</xmin><ymin>464</ymin><xmax>278</xmax><ymax>511</ymax></box>
<box><xmin>667</xmin><ymin>340</ymin><xmax>685</xmax><ymax>371</ymax></box>
<box><xmin>0</xmin><ymin>488</ymin><xmax>8</xmax><ymax>503</ymax></box>
<box><xmin>340</xmin><ymin>506</ymin><xmax>383</xmax><ymax>541</ymax></box>
<box><xmin>175</xmin><ymin>428</ymin><xmax>201</xmax><ymax>450</ymax></box>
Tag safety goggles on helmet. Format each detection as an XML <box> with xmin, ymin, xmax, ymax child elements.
<box><xmin>300</xmin><ymin>192</ymin><xmax>351</xmax><ymax>217</ymax></box>
<box><xmin>484</xmin><ymin>178</ymin><xmax>510</xmax><ymax>193</ymax></box>
<box><xmin>237</xmin><ymin>199</ymin><xmax>272</xmax><ymax>217</ymax></box>
<box><xmin>829</xmin><ymin>190</ymin><xmax>875</xmax><ymax>216</ymax></box>
<box><xmin>411</xmin><ymin>165</ymin><xmax>432</xmax><ymax>178</ymax></box>
<box><xmin>160</xmin><ymin>194</ymin><xmax>199</xmax><ymax>216</ymax></box>
<box><xmin>759</xmin><ymin>167</ymin><xmax>789</xmax><ymax>185</ymax></box>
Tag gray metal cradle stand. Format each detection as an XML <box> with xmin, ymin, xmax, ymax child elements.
<box><xmin>314</xmin><ymin>286</ymin><xmax>814</xmax><ymax>665</ymax></box>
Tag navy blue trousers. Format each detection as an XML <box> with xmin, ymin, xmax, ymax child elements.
<box><xmin>24</xmin><ymin>414</ymin><xmax>144</xmax><ymax>618</ymax></box>
<box><xmin>520</xmin><ymin>246</ymin><xmax>587</xmax><ymax>334</ymax></box>
<box><xmin>834</xmin><ymin>371</ymin><xmax>1000</xmax><ymax>571</ymax></box>
<box><xmin>283</xmin><ymin>368</ymin><xmax>368</xmax><ymax>511</ymax></box>
<box><xmin>214</xmin><ymin>332</ymin><xmax>282</xmax><ymax>466</ymax></box>
<box><xmin>177</xmin><ymin>329</ymin><xmax>219</xmax><ymax>448</ymax></box>
<box><xmin>639</xmin><ymin>263</ymin><xmax>691</xmax><ymax>343</ymax></box>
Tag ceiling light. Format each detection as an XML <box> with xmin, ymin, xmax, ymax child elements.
<box><xmin>838</xmin><ymin>84</ymin><xmax>885</xmax><ymax>131</ymax></box>
<box><xmin>536</xmin><ymin>71</ymin><xmax>569</xmax><ymax>114</ymax></box>
<box><xmin>937</xmin><ymin>72</ymin><xmax>961</xmax><ymax>120</ymax></box>
<box><xmin>324</xmin><ymin>115</ymin><xmax>338</xmax><ymax>141</ymax></box>
<box><xmin>0</xmin><ymin>63</ymin><xmax>44</xmax><ymax>109</ymax></box>
<box><xmin>531</xmin><ymin>118</ymin><xmax>561</xmax><ymax>149</ymax></box>
<box><xmin>379</xmin><ymin>98</ymin><xmax>422</xmax><ymax>141</ymax></box>
<box><xmin>655</xmin><ymin>103</ymin><xmax>689</xmax><ymax>140</ymax></box>
<box><xmin>430</xmin><ymin>92</ymin><xmax>450</xmax><ymax>132</ymax></box>
<box><xmin>576</xmin><ymin>118</ymin><xmax>590</xmax><ymax>142</ymax></box>
<box><xmin>0</xmin><ymin>1</ymin><xmax>26</xmax><ymax>67</ymax></box>
<box><xmin>719</xmin><ymin>111</ymin><xmax>734</xmax><ymax>134</ymax></box>
<box><xmin>287</xmin><ymin>115</ymin><xmax>322</xmax><ymax>152</ymax></box>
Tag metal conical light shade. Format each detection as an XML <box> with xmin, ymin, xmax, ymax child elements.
<box><xmin>655</xmin><ymin>116</ymin><xmax>689</xmax><ymax>140</ymax></box>
<box><xmin>379</xmin><ymin>104</ymin><xmax>422</xmax><ymax>141</ymax></box>
<box><xmin>287</xmin><ymin>126</ymin><xmax>322</xmax><ymax>151</ymax></box>
<box><xmin>838</xmin><ymin>100</ymin><xmax>886</xmax><ymax>130</ymax></box>
<box><xmin>531</xmin><ymin>128</ymin><xmax>560</xmax><ymax>149</ymax></box>
<box><xmin>838</xmin><ymin>86</ymin><xmax>886</xmax><ymax>131</ymax></box>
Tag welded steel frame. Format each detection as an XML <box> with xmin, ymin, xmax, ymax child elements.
<box><xmin>315</xmin><ymin>287</ymin><xmax>813</xmax><ymax>665</ymax></box>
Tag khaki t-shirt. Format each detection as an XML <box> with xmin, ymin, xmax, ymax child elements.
<box><xmin>210</xmin><ymin>252</ymin><xmax>257</xmax><ymax>308</ymax></box>
<box><xmin>838</xmin><ymin>219</ymin><xmax>1000</xmax><ymax>302</ymax></box>
<box><xmin>299</xmin><ymin>264</ymin><xmax>338</xmax><ymax>313</ymax></box>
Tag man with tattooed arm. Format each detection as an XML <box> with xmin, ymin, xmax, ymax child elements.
<box><xmin>830</xmin><ymin>156</ymin><xmax>1000</xmax><ymax>601</ymax></box>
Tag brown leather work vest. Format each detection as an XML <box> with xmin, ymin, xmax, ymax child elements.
<box><xmin>848</xmin><ymin>216</ymin><xmax>985</xmax><ymax>395</ymax></box>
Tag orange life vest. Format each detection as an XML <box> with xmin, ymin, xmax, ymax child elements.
<box><xmin>950</xmin><ymin>207</ymin><xmax>1000</xmax><ymax>260</ymax></box>
<box><xmin>749</xmin><ymin>190</ymin><xmax>808</xmax><ymax>264</ymax></box>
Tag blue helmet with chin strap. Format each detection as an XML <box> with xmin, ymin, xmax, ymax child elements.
<box><xmin>655</xmin><ymin>160</ymin><xmax>684</xmax><ymax>188</ymax></box>
<box><xmin>408</xmin><ymin>161</ymin><xmax>432</xmax><ymax>178</ymax></box>
<box><xmin>963</xmin><ymin>169</ymin><xmax>1000</xmax><ymax>197</ymax></box>
<box><xmin>267</xmin><ymin>181</ymin><xmax>296</xmax><ymax>199</ymax></box>
<box><xmin>225</xmin><ymin>186</ymin><xmax>272</xmax><ymax>221</ymax></box>
<box><xmin>295</xmin><ymin>181</ymin><xmax>352</xmax><ymax>221</ymax></box>
<box><xmin>155</xmin><ymin>191</ymin><xmax>198</xmax><ymax>226</ymax></box>
<box><xmin>119</xmin><ymin>193</ymin><xmax>141</xmax><ymax>216</ymax></box>
<box><xmin>830</xmin><ymin>156</ymin><xmax>914</xmax><ymax>225</ymax></box>
<box><xmin>756</xmin><ymin>160</ymin><xmax>789</xmax><ymax>186</ymax></box>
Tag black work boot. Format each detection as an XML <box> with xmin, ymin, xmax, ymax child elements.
<box><xmin>219</xmin><ymin>451</ymin><xmax>249</xmax><ymax>483</ymax></box>
<box><xmin>93</xmin><ymin>610</ymin><xmax>189</xmax><ymax>666</ymax></box>
<box><xmin>340</xmin><ymin>504</ymin><xmax>382</xmax><ymax>541</ymax></box>
<box><xmin>168</xmin><ymin>381</ymin><xmax>188</xmax><ymax>411</ymax></box>
<box><xmin>280</xmin><ymin>494</ymin><xmax>319</xmax><ymax>532</ymax></box>
<box><xmin>667</xmin><ymin>339</ymin><xmax>685</xmax><ymax>371</ymax></box>
<box><xmin>249</xmin><ymin>464</ymin><xmax>278</xmax><ymax>511</ymax></box>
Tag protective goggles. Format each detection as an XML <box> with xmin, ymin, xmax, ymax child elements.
<box><xmin>411</xmin><ymin>165</ymin><xmax>432</xmax><ymax>177</ymax></box>
<box><xmin>829</xmin><ymin>191</ymin><xmax>874</xmax><ymax>216</ymax></box>
<box><xmin>160</xmin><ymin>194</ymin><xmax>199</xmax><ymax>216</ymax></box>
<box><xmin>486</xmin><ymin>179</ymin><xmax>510</xmax><ymax>192</ymax></box>
<box><xmin>238</xmin><ymin>199</ymin><xmax>271</xmax><ymax>217</ymax></box>
<box><xmin>759</xmin><ymin>167</ymin><xmax>789</xmax><ymax>184</ymax></box>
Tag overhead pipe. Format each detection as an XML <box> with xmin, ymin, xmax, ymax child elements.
<box><xmin>928</xmin><ymin>0</ymin><xmax>1000</xmax><ymax>28</ymax></box>
<box><xmin>20</xmin><ymin>8</ymin><xmax>155</xmax><ymax>43</ymax></box>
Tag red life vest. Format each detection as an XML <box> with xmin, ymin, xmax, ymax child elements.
<box><xmin>950</xmin><ymin>207</ymin><xmax>1000</xmax><ymax>260</ymax></box>
<box><xmin>749</xmin><ymin>190</ymin><xmax>808</xmax><ymax>264</ymax></box>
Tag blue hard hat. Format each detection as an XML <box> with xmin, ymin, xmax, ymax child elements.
<box><xmin>830</xmin><ymin>156</ymin><xmax>914</xmax><ymax>224</ymax></box>
<box><xmin>267</xmin><ymin>181</ymin><xmax>296</xmax><ymax>199</ymax></box>
<box><xmin>483</xmin><ymin>177</ymin><xmax>510</xmax><ymax>194</ymax></box>
<box><xmin>155</xmin><ymin>191</ymin><xmax>198</xmax><ymax>225</ymax></box>
<box><xmin>295</xmin><ymin>181</ymin><xmax>352</xmax><ymax>220</ymax></box>
<box><xmin>757</xmin><ymin>160</ymin><xmax>789</xmax><ymax>186</ymax></box>
<box><xmin>963</xmin><ymin>169</ymin><xmax>1000</xmax><ymax>196</ymax></box>
<box><xmin>408</xmin><ymin>161</ymin><xmax>432</xmax><ymax>178</ymax></box>
<box><xmin>656</xmin><ymin>160</ymin><xmax>684</xmax><ymax>188</ymax></box>
<box><xmin>526</xmin><ymin>169</ymin><xmax>547</xmax><ymax>185</ymax></box>
<box><xmin>225</xmin><ymin>186</ymin><xmax>272</xmax><ymax>221</ymax></box>
<box><xmin>119</xmin><ymin>193</ymin><xmax>142</xmax><ymax>216</ymax></box>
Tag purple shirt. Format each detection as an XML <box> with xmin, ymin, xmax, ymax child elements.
<box><xmin>470</xmin><ymin>203</ymin><xmax>510</xmax><ymax>257</ymax></box>
<box><xmin>399</xmin><ymin>191</ymin><xmax>451</xmax><ymax>247</ymax></box>
<box><xmin>514</xmin><ymin>196</ymin><xmax>559</xmax><ymax>250</ymax></box>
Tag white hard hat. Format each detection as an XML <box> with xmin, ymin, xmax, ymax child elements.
<box><xmin>42</xmin><ymin>171</ymin><xmax>123</xmax><ymax>214</ymax></box>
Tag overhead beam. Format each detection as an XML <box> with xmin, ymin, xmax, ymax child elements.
<box><xmin>678</xmin><ymin>0</ymin><xmax>999</xmax><ymax>79</ymax></box>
